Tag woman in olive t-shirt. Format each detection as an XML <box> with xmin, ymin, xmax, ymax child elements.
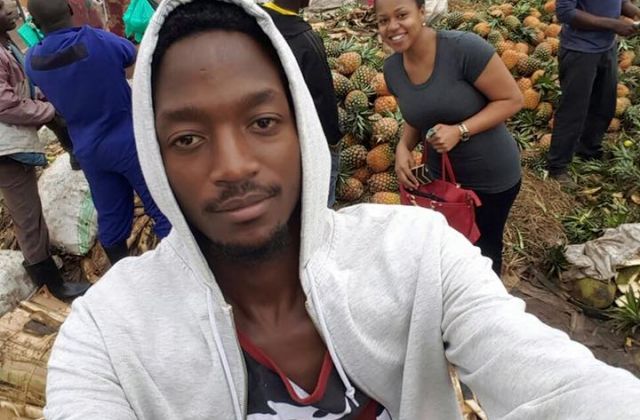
<box><xmin>375</xmin><ymin>0</ymin><xmax>523</xmax><ymax>275</ymax></box>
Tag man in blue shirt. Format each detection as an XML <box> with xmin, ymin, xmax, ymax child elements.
<box><xmin>548</xmin><ymin>0</ymin><xmax>640</xmax><ymax>185</ymax></box>
<box><xmin>25</xmin><ymin>0</ymin><xmax>171</xmax><ymax>264</ymax></box>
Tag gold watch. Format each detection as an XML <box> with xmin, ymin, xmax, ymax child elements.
<box><xmin>458</xmin><ymin>123</ymin><xmax>471</xmax><ymax>142</ymax></box>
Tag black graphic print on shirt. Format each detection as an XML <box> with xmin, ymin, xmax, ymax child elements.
<box><xmin>238</xmin><ymin>332</ymin><xmax>391</xmax><ymax>419</ymax></box>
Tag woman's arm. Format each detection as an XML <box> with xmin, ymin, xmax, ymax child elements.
<box><xmin>395</xmin><ymin>121</ymin><xmax>422</xmax><ymax>189</ymax></box>
<box><xmin>428</xmin><ymin>54</ymin><xmax>522</xmax><ymax>153</ymax></box>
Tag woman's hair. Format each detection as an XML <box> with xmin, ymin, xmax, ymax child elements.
<box><xmin>151</xmin><ymin>0</ymin><xmax>286</xmax><ymax>93</ymax></box>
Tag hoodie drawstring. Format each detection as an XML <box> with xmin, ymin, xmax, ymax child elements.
<box><xmin>206</xmin><ymin>287</ymin><xmax>243</xmax><ymax>419</ymax></box>
<box><xmin>305</xmin><ymin>267</ymin><xmax>360</xmax><ymax>409</ymax></box>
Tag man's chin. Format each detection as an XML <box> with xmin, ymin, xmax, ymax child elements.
<box><xmin>205</xmin><ymin>223</ymin><xmax>291</xmax><ymax>264</ymax></box>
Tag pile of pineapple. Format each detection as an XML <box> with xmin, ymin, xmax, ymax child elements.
<box><xmin>322</xmin><ymin>0</ymin><xmax>640</xmax><ymax>207</ymax></box>
<box><xmin>323</xmin><ymin>36</ymin><xmax>414</xmax><ymax>205</ymax></box>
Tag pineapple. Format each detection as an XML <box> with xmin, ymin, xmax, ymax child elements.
<box><xmin>538</xmin><ymin>133</ymin><xmax>552</xmax><ymax>151</ymax></box>
<box><xmin>514</xmin><ymin>42</ymin><xmax>530</xmax><ymax>54</ymax></box>
<box><xmin>496</xmin><ymin>40</ymin><xmax>514</xmax><ymax>55</ymax></box>
<box><xmin>546</xmin><ymin>37</ymin><xmax>560</xmax><ymax>55</ymax></box>
<box><xmin>372</xmin><ymin>117</ymin><xmax>399</xmax><ymax>144</ymax></box>
<box><xmin>536</xmin><ymin>102</ymin><xmax>553</xmax><ymax>121</ymax></box>
<box><xmin>336</xmin><ymin>177</ymin><xmax>364</xmax><ymax>202</ymax></box>
<box><xmin>530</xmin><ymin>9</ymin><xmax>542</xmax><ymax>19</ymax></box>
<box><xmin>341</xmin><ymin>133</ymin><xmax>360</xmax><ymax>148</ymax></box>
<box><xmin>327</xmin><ymin>57</ymin><xmax>338</xmax><ymax>70</ymax></box>
<box><xmin>524</xmin><ymin>16</ymin><xmax>542</xmax><ymax>29</ymax></box>
<box><xmin>352</xmin><ymin>166</ymin><xmax>371</xmax><ymax>184</ymax></box>
<box><xmin>543</xmin><ymin>1</ymin><xmax>556</xmax><ymax>14</ymax></box>
<box><xmin>487</xmin><ymin>30</ymin><xmax>504</xmax><ymax>46</ymax></box>
<box><xmin>625</xmin><ymin>65</ymin><xmax>640</xmax><ymax>80</ymax></box>
<box><xmin>463</xmin><ymin>11</ymin><xmax>478</xmax><ymax>23</ymax></box>
<box><xmin>336</xmin><ymin>52</ymin><xmax>362</xmax><ymax>76</ymax></box>
<box><xmin>616</xmin><ymin>97</ymin><xmax>632</xmax><ymax>117</ymax></box>
<box><xmin>531</xmin><ymin>29</ymin><xmax>546</xmax><ymax>45</ymax></box>
<box><xmin>617</xmin><ymin>83</ymin><xmax>631</xmax><ymax>98</ymax></box>
<box><xmin>503</xmin><ymin>15</ymin><xmax>521</xmax><ymax>31</ymax></box>
<box><xmin>374</xmin><ymin>96</ymin><xmax>398</xmax><ymax>114</ymax></box>
<box><xmin>501</xmin><ymin>50</ymin><xmax>520</xmax><ymax>70</ymax></box>
<box><xmin>533</xmin><ymin>42</ymin><xmax>553</xmax><ymax>61</ymax></box>
<box><xmin>619</xmin><ymin>51</ymin><xmax>635</xmax><ymax>71</ymax></box>
<box><xmin>370</xmin><ymin>192</ymin><xmax>401</xmax><ymax>205</ymax></box>
<box><xmin>367</xmin><ymin>143</ymin><xmax>395</xmax><ymax>173</ymax></box>
<box><xmin>498</xmin><ymin>3</ymin><xmax>514</xmax><ymax>16</ymax></box>
<box><xmin>545</xmin><ymin>23</ymin><xmax>562</xmax><ymax>38</ymax></box>
<box><xmin>531</xmin><ymin>69</ymin><xmax>545</xmax><ymax>84</ymax></box>
<box><xmin>445</xmin><ymin>11</ymin><xmax>465</xmax><ymax>28</ymax></box>
<box><xmin>371</xmin><ymin>73</ymin><xmax>390</xmax><ymax>96</ymax></box>
<box><xmin>345</xmin><ymin>90</ymin><xmax>369</xmax><ymax>113</ymax></box>
<box><xmin>338</xmin><ymin>107</ymin><xmax>348</xmax><ymax>134</ymax></box>
<box><xmin>340</xmin><ymin>145</ymin><xmax>368</xmax><ymax>170</ymax></box>
<box><xmin>368</xmin><ymin>171</ymin><xmax>399</xmax><ymax>193</ymax></box>
<box><xmin>523</xmin><ymin>88</ymin><xmax>542</xmax><ymax>110</ymax></box>
<box><xmin>350</xmin><ymin>65</ymin><xmax>378</xmax><ymax>90</ymax></box>
<box><xmin>517</xmin><ymin>78</ymin><xmax>533</xmax><ymax>92</ymax></box>
<box><xmin>488</xmin><ymin>7</ymin><xmax>505</xmax><ymax>19</ymax></box>
<box><xmin>473</xmin><ymin>22</ymin><xmax>491</xmax><ymax>37</ymax></box>
<box><xmin>517</xmin><ymin>55</ymin><xmax>543</xmax><ymax>76</ymax></box>
<box><xmin>332</xmin><ymin>72</ymin><xmax>353</xmax><ymax>98</ymax></box>
<box><xmin>608</xmin><ymin>118</ymin><xmax>621</xmax><ymax>133</ymax></box>
<box><xmin>324</xmin><ymin>40</ymin><xmax>342</xmax><ymax>58</ymax></box>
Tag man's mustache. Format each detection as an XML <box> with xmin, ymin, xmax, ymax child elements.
<box><xmin>204</xmin><ymin>181</ymin><xmax>281</xmax><ymax>213</ymax></box>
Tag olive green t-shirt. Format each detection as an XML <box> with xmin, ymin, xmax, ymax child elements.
<box><xmin>384</xmin><ymin>30</ymin><xmax>521</xmax><ymax>194</ymax></box>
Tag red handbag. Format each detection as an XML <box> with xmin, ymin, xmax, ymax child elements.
<box><xmin>399</xmin><ymin>150</ymin><xmax>482</xmax><ymax>243</ymax></box>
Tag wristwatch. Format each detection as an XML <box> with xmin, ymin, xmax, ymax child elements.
<box><xmin>458</xmin><ymin>123</ymin><xmax>471</xmax><ymax>142</ymax></box>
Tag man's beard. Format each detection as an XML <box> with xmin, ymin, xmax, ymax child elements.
<box><xmin>200</xmin><ymin>223</ymin><xmax>292</xmax><ymax>264</ymax></box>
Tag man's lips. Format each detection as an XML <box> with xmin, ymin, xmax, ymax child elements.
<box><xmin>213</xmin><ymin>192</ymin><xmax>273</xmax><ymax>213</ymax></box>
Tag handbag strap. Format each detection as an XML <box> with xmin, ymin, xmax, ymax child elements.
<box><xmin>421</xmin><ymin>138</ymin><xmax>458</xmax><ymax>184</ymax></box>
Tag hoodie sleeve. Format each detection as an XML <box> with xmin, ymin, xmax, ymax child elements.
<box><xmin>44</xmin><ymin>299</ymin><xmax>137</xmax><ymax>420</ymax></box>
<box><xmin>437</xmin><ymin>223</ymin><xmax>640</xmax><ymax>418</ymax></box>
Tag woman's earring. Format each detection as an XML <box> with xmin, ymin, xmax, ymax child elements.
<box><xmin>422</xmin><ymin>22</ymin><xmax>427</xmax><ymax>27</ymax></box>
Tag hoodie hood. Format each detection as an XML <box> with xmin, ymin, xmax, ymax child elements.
<box><xmin>132</xmin><ymin>0</ymin><xmax>332</xmax><ymax>291</ymax></box>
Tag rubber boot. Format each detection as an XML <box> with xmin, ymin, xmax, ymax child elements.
<box><xmin>23</xmin><ymin>257</ymin><xmax>91</xmax><ymax>300</ymax></box>
<box><xmin>103</xmin><ymin>241</ymin><xmax>129</xmax><ymax>265</ymax></box>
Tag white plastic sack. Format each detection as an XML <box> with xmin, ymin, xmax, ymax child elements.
<box><xmin>0</xmin><ymin>251</ymin><xmax>35</xmax><ymax>317</ymax></box>
<box><xmin>38</xmin><ymin>154</ymin><xmax>98</xmax><ymax>256</ymax></box>
<box><xmin>563</xmin><ymin>223</ymin><xmax>640</xmax><ymax>282</ymax></box>
<box><xmin>424</xmin><ymin>0</ymin><xmax>448</xmax><ymax>22</ymax></box>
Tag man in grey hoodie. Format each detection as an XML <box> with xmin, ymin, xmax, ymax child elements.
<box><xmin>44</xmin><ymin>0</ymin><xmax>640</xmax><ymax>419</ymax></box>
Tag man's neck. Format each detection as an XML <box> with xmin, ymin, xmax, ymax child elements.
<box><xmin>0</xmin><ymin>33</ymin><xmax>11</xmax><ymax>48</ymax></box>
<box><xmin>205</xmin><ymin>220</ymin><xmax>304</xmax><ymax>326</ymax></box>
<box><xmin>41</xmin><ymin>18</ymin><xmax>73</xmax><ymax>35</ymax></box>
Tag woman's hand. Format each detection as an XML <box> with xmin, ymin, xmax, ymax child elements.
<box><xmin>395</xmin><ymin>142</ymin><xmax>419</xmax><ymax>190</ymax></box>
<box><xmin>427</xmin><ymin>124</ymin><xmax>461</xmax><ymax>153</ymax></box>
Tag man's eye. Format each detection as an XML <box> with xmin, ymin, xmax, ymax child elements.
<box><xmin>253</xmin><ymin>118</ymin><xmax>277</xmax><ymax>130</ymax></box>
<box><xmin>173</xmin><ymin>135</ymin><xmax>202</xmax><ymax>148</ymax></box>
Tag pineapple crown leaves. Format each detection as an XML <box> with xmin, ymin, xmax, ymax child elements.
<box><xmin>623</xmin><ymin>104</ymin><xmax>640</xmax><ymax>131</ymax></box>
<box><xmin>344</xmin><ymin>107</ymin><xmax>374</xmax><ymax>140</ymax></box>
<box><xmin>608</xmin><ymin>288</ymin><xmax>640</xmax><ymax>336</ymax></box>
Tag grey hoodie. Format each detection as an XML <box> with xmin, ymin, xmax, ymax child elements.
<box><xmin>44</xmin><ymin>0</ymin><xmax>640</xmax><ymax>419</ymax></box>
